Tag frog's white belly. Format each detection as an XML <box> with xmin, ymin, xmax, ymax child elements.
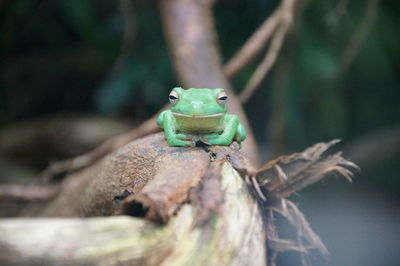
<box><xmin>173</xmin><ymin>112</ymin><xmax>225</xmax><ymax>133</ymax></box>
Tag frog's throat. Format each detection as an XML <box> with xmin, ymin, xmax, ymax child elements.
<box><xmin>171</xmin><ymin>112</ymin><xmax>226</xmax><ymax>118</ymax></box>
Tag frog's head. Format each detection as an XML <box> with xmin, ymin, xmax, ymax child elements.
<box><xmin>169</xmin><ymin>87</ymin><xmax>227</xmax><ymax>118</ymax></box>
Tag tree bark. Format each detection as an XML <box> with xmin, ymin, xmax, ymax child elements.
<box><xmin>0</xmin><ymin>147</ymin><xmax>266</xmax><ymax>265</ymax></box>
<box><xmin>0</xmin><ymin>132</ymin><xmax>357</xmax><ymax>265</ymax></box>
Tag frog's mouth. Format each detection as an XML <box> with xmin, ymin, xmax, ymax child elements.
<box><xmin>172</xmin><ymin>112</ymin><xmax>226</xmax><ymax>118</ymax></box>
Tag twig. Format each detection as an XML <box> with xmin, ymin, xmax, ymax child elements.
<box><xmin>223</xmin><ymin>6</ymin><xmax>282</xmax><ymax>78</ymax></box>
<box><xmin>335</xmin><ymin>0</ymin><xmax>380</xmax><ymax>77</ymax></box>
<box><xmin>119</xmin><ymin>0</ymin><xmax>136</xmax><ymax>51</ymax></box>
<box><xmin>40</xmin><ymin>114</ymin><xmax>160</xmax><ymax>183</ymax></box>
<box><xmin>330</xmin><ymin>0</ymin><xmax>350</xmax><ymax>18</ymax></box>
<box><xmin>239</xmin><ymin>0</ymin><xmax>296</xmax><ymax>103</ymax></box>
<box><xmin>0</xmin><ymin>184</ymin><xmax>60</xmax><ymax>201</ymax></box>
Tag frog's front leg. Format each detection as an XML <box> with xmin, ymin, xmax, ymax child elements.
<box><xmin>160</xmin><ymin>111</ymin><xmax>192</xmax><ymax>147</ymax></box>
<box><xmin>207</xmin><ymin>114</ymin><xmax>240</xmax><ymax>146</ymax></box>
<box><xmin>201</xmin><ymin>133</ymin><xmax>220</xmax><ymax>139</ymax></box>
<box><xmin>173</xmin><ymin>133</ymin><xmax>188</xmax><ymax>139</ymax></box>
<box><xmin>200</xmin><ymin>133</ymin><xmax>220</xmax><ymax>145</ymax></box>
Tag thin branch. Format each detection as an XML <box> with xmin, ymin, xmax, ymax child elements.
<box><xmin>40</xmin><ymin>114</ymin><xmax>160</xmax><ymax>183</ymax></box>
<box><xmin>239</xmin><ymin>0</ymin><xmax>296</xmax><ymax>103</ymax></box>
<box><xmin>223</xmin><ymin>6</ymin><xmax>282</xmax><ymax>78</ymax></box>
<box><xmin>330</xmin><ymin>0</ymin><xmax>350</xmax><ymax>18</ymax></box>
<box><xmin>0</xmin><ymin>184</ymin><xmax>60</xmax><ymax>201</ymax></box>
<box><xmin>119</xmin><ymin>0</ymin><xmax>136</xmax><ymax>51</ymax></box>
<box><xmin>335</xmin><ymin>0</ymin><xmax>380</xmax><ymax>77</ymax></box>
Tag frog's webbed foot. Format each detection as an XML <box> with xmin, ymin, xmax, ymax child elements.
<box><xmin>207</xmin><ymin>135</ymin><xmax>233</xmax><ymax>146</ymax></box>
<box><xmin>198</xmin><ymin>133</ymin><xmax>219</xmax><ymax>145</ymax></box>
<box><xmin>201</xmin><ymin>133</ymin><xmax>220</xmax><ymax>139</ymax></box>
<box><xmin>175</xmin><ymin>133</ymin><xmax>198</xmax><ymax>147</ymax></box>
<box><xmin>166</xmin><ymin>136</ymin><xmax>192</xmax><ymax>147</ymax></box>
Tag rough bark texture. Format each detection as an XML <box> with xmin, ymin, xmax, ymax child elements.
<box><xmin>0</xmin><ymin>131</ymin><xmax>357</xmax><ymax>265</ymax></box>
<box><xmin>38</xmin><ymin>133</ymin><xmax>210</xmax><ymax>217</ymax></box>
<box><xmin>0</xmin><ymin>142</ymin><xmax>266</xmax><ymax>265</ymax></box>
<box><xmin>0</xmin><ymin>216</ymin><xmax>170</xmax><ymax>266</ymax></box>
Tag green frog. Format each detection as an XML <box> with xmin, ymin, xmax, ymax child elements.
<box><xmin>157</xmin><ymin>87</ymin><xmax>246</xmax><ymax>147</ymax></box>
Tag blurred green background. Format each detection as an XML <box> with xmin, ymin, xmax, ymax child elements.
<box><xmin>0</xmin><ymin>0</ymin><xmax>399</xmax><ymax>265</ymax></box>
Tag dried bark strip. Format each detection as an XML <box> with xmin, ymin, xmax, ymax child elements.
<box><xmin>256</xmin><ymin>139</ymin><xmax>358</xmax><ymax>198</ymax></box>
<box><xmin>0</xmin><ymin>184</ymin><xmax>59</xmax><ymax>201</ymax></box>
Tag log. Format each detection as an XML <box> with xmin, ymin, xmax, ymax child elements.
<box><xmin>0</xmin><ymin>133</ymin><xmax>357</xmax><ymax>265</ymax></box>
<box><xmin>0</xmin><ymin>162</ymin><xmax>266</xmax><ymax>266</ymax></box>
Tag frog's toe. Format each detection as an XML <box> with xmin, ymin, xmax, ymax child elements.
<box><xmin>167</xmin><ymin>137</ymin><xmax>191</xmax><ymax>147</ymax></box>
<box><xmin>208</xmin><ymin>136</ymin><xmax>232</xmax><ymax>146</ymax></box>
<box><xmin>202</xmin><ymin>133</ymin><xmax>220</xmax><ymax>139</ymax></box>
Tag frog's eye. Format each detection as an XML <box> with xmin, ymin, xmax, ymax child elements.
<box><xmin>169</xmin><ymin>90</ymin><xmax>179</xmax><ymax>105</ymax></box>
<box><xmin>217</xmin><ymin>91</ymin><xmax>228</xmax><ymax>105</ymax></box>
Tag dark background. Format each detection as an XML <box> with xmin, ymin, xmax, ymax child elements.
<box><xmin>1</xmin><ymin>0</ymin><xmax>399</xmax><ymax>265</ymax></box>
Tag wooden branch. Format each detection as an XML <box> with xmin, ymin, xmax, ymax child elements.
<box><xmin>1</xmin><ymin>163</ymin><xmax>266</xmax><ymax>266</ymax></box>
<box><xmin>0</xmin><ymin>115</ymin><xmax>133</xmax><ymax>168</ymax></box>
<box><xmin>1</xmin><ymin>133</ymin><xmax>358</xmax><ymax>265</ymax></box>
<box><xmin>159</xmin><ymin>0</ymin><xmax>259</xmax><ymax>165</ymax></box>
<box><xmin>0</xmin><ymin>216</ymin><xmax>171</xmax><ymax>265</ymax></box>
<box><xmin>119</xmin><ymin>0</ymin><xmax>136</xmax><ymax>51</ymax></box>
<box><xmin>40</xmin><ymin>114</ymin><xmax>160</xmax><ymax>183</ymax></box>
<box><xmin>335</xmin><ymin>0</ymin><xmax>380</xmax><ymax>77</ymax></box>
<box><xmin>239</xmin><ymin>0</ymin><xmax>296</xmax><ymax>103</ymax></box>
<box><xmin>223</xmin><ymin>2</ymin><xmax>282</xmax><ymax>78</ymax></box>
<box><xmin>0</xmin><ymin>184</ymin><xmax>59</xmax><ymax>201</ymax></box>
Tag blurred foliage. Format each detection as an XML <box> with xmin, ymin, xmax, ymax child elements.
<box><xmin>0</xmin><ymin>0</ymin><xmax>399</xmax><ymax>188</ymax></box>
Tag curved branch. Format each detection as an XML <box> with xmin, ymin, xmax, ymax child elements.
<box><xmin>223</xmin><ymin>4</ymin><xmax>282</xmax><ymax>79</ymax></box>
<box><xmin>239</xmin><ymin>0</ymin><xmax>296</xmax><ymax>103</ymax></box>
<box><xmin>40</xmin><ymin>115</ymin><xmax>160</xmax><ymax>183</ymax></box>
<box><xmin>335</xmin><ymin>0</ymin><xmax>380</xmax><ymax>77</ymax></box>
<box><xmin>0</xmin><ymin>184</ymin><xmax>59</xmax><ymax>201</ymax></box>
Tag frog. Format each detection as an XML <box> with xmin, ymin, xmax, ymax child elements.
<box><xmin>157</xmin><ymin>87</ymin><xmax>246</xmax><ymax>147</ymax></box>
